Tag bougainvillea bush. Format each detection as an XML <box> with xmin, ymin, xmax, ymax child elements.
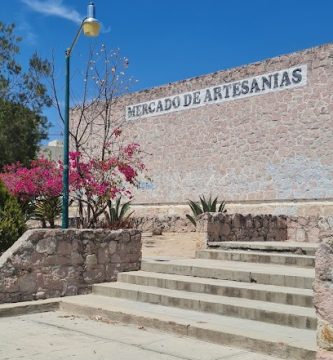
<box><xmin>46</xmin><ymin>45</ymin><xmax>149</xmax><ymax>229</ymax></box>
<box><xmin>69</xmin><ymin>141</ymin><xmax>146</xmax><ymax>228</ymax></box>
<box><xmin>0</xmin><ymin>158</ymin><xmax>63</xmax><ymax>227</ymax></box>
<box><xmin>0</xmin><ymin>140</ymin><xmax>146</xmax><ymax>228</ymax></box>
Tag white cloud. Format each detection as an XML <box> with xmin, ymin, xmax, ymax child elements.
<box><xmin>21</xmin><ymin>0</ymin><xmax>83</xmax><ymax>25</ymax></box>
<box><xmin>17</xmin><ymin>20</ymin><xmax>38</xmax><ymax>45</ymax></box>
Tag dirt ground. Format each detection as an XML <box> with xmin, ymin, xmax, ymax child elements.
<box><xmin>141</xmin><ymin>232</ymin><xmax>202</xmax><ymax>259</ymax></box>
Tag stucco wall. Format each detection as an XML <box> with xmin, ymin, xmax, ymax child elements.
<box><xmin>73</xmin><ymin>43</ymin><xmax>333</xmax><ymax>216</ymax></box>
<box><xmin>0</xmin><ymin>229</ymin><xmax>142</xmax><ymax>304</ymax></box>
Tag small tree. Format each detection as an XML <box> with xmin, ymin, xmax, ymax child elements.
<box><xmin>0</xmin><ymin>99</ymin><xmax>49</xmax><ymax>169</ymax></box>
<box><xmin>0</xmin><ymin>22</ymin><xmax>51</xmax><ymax>111</ymax></box>
<box><xmin>0</xmin><ymin>22</ymin><xmax>51</xmax><ymax>170</ymax></box>
<box><xmin>68</xmin><ymin>143</ymin><xmax>145</xmax><ymax>228</ymax></box>
<box><xmin>51</xmin><ymin>44</ymin><xmax>148</xmax><ymax>227</ymax></box>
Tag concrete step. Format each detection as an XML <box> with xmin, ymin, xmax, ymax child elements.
<box><xmin>118</xmin><ymin>271</ymin><xmax>313</xmax><ymax>307</ymax></box>
<box><xmin>93</xmin><ymin>282</ymin><xmax>316</xmax><ymax>330</ymax></box>
<box><xmin>196</xmin><ymin>249</ymin><xmax>315</xmax><ymax>267</ymax></box>
<box><xmin>206</xmin><ymin>241</ymin><xmax>318</xmax><ymax>256</ymax></box>
<box><xmin>142</xmin><ymin>258</ymin><xmax>314</xmax><ymax>289</ymax></box>
<box><xmin>60</xmin><ymin>294</ymin><xmax>316</xmax><ymax>360</ymax></box>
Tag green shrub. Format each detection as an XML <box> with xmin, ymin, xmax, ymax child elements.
<box><xmin>186</xmin><ymin>195</ymin><xmax>227</xmax><ymax>227</ymax></box>
<box><xmin>0</xmin><ymin>180</ymin><xmax>10</xmax><ymax>206</ymax></box>
<box><xmin>0</xmin><ymin>182</ymin><xmax>26</xmax><ymax>253</ymax></box>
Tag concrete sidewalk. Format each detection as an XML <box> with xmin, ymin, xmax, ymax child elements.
<box><xmin>0</xmin><ymin>311</ymin><xmax>281</xmax><ymax>360</ymax></box>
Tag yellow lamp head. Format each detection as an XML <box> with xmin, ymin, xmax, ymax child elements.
<box><xmin>83</xmin><ymin>2</ymin><xmax>101</xmax><ymax>37</ymax></box>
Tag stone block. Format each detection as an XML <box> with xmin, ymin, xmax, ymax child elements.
<box><xmin>3</xmin><ymin>277</ymin><xmax>19</xmax><ymax>293</ymax></box>
<box><xmin>83</xmin><ymin>266</ymin><xmax>106</xmax><ymax>284</ymax></box>
<box><xmin>63</xmin><ymin>284</ymin><xmax>79</xmax><ymax>296</ymax></box>
<box><xmin>85</xmin><ymin>254</ymin><xmax>98</xmax><ymax>268</ymax></box>
<box><xmin>109</xmin><ymin>242</ymin><xmax>118</xmax><ymax>255</ymax></box>
<box><xmin>320</xmin><ymin>231</ymin><xmax>333</xmax><ymax>243</ymax></box>
<box><xmin>44</xmin><ymin>255</ymin><xmax>71</xmax><ymax>266</ymax></box>
<box><xmin>119</xmin><ymin>232</ymin><xmax>131</xmax><ymax>243</ymax></box>
<box><xmin>57</xmin><ymin>241</ymin><xmax>72</xmax><ymax>256</ymax></box>
<box><xmin>84</xmin><ymin>241</ymin><xmax>97</xmax><ymax>254</ymax></box>
<box><xmin>72</xmin><ymin>239</ymin><xmax>83</xmax><ymax>252</ymax></box>
<box><xmin>307</xmin><ymin>227</ymin><xmax>320</xmax><ymax>242</ymax></box>
<box><xmin>152</xmin><ymin>226</ymin><xmax>163</xmax><ymax>235</ymax></box>
<box><xmin>296</xmin><ymin>228</ymin><xmax>306</xmax><ymax>242</ymax></box>
<box><xmin>298</xmin><ymin>217</ymin><xmax>309</xmax><ymax>226</ymax></box>
<box><xmin>35</xmin><ymin>291</ymin><xmax>46</xmax><ymax>300</ymax></box>
<box><xmin>36</xmin><ymin>237</ymin><xmax>57</xmax><ymax>255</ymax></box>
<box><xmin>18</xmin><ymin>273</ymin><xmax>37</xmax><ymax>293</ymax></box>
<box><xmin>220</xmin><ymin>223</ymin><xmax>231</xmax><ymax>236</ymax></box>
<box><xmin>318</xmin><ymin>319</ymin><xmax>333</xmax><ymax>351</ymax></box>
<box><xmin>71</xmin><ymin>252</ymin><xmax>84</xmax><ymax>265</ymax></box>
<box><xmin>315</xmin><ymin>243</ymin><xmax>333</xmax><ymax>281</ymax></box>
<box><xmin>110</xmin><ymin>253</ymin><xmax>121</xmax><ymax>264</ymax></box>
<box><xmin>276</xmin><ymin>229</ymin><xmax>288</xmax><ymax>241</ymax></box>
<box><xmin>97</xmin><ymin>247</ymin><xmax>110</xmax><ymax>264</ymax></box>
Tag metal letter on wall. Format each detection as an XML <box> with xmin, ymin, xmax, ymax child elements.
<box><xmin>126</xmin><ymin>64</ymin><xmax>307</xmax><ymax>121</ymax></box>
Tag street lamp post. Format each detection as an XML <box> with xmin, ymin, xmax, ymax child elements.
<box><xmin>62</xmin><ymin>2</ymin><xmax>101</xmax><ymax>229</ymax></box>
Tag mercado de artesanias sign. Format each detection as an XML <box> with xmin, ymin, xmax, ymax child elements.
<box><xmin>126</xmin><ymin>64</ymin><xmax>307</xmax><ymax>121</ymax></box>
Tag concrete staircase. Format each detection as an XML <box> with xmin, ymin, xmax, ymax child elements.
<box><xmin>60</xmin><ymin>241</ymin><xmax>317</xmax><ymax>360</ymax></box>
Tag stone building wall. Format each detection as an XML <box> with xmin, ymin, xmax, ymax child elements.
<box><xmin>77</xmin><ymin>43</ymin><xmax>333</xmax><ymax>217</ymax></box>
<box><xmin>314</xmin><ymin>235</ymin><xmax>333</xmax><ymax>359</ymax></box>
<box><xmin>0</xmin><ymin>229</ymin><xmax>142</xmax><ymax>304</ymax></box>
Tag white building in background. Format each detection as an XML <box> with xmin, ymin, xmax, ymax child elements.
<box><xmin>40</xmin><ymin>140</ymin><xmax>63</xmax><ymax>162</ymax></box>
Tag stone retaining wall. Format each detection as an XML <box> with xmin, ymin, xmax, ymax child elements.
<box><xmin>197</xmin><ymin>213</ymin><xmax>288</xmax><ymax>243</ymax></box>
<box><xmin>314</xmin><ymin>234</ymin><xmax>333</xmax><ymax>359</ymax></box>
<box><xmin>130</xmin><ymin>215</ymin><xmax>195</xmax><ymax>233</ymax></box>
<box><xmin>132</xmin><ymin>213</ymin><xmax>333</xmax><ymax>243</ymax></box>
<box><xmin>0</xmin><ymin>229</ymin><xmax>142</xmax><ymax>304</ymax></box>
<box><xmin>287</xmin><ymin>216</ymin><xmax>333</xmax><ymax>243</ymax></box>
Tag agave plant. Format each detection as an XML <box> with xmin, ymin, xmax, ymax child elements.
<box><xmin>186</xmin><ymin>195</ymin><xmax>227</xmax><ymax>227</ymax></box>
<box><xmin>104</xmin><ymin>197</ymin><xmax>134</xmax><ymax>229</ymax></box>
<box><xmin>34</xmin><ymin>196</ymin><xmax>62</xmax><ymax>228</ymax></box>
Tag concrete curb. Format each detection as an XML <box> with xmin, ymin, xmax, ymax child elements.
<box><xmin>0</xmin><ymin>298</ymin><xmax>60</xmax><ymax>317</ymax></box>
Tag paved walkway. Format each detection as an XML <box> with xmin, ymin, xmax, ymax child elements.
<box><xmin>0</xmin><ymin>311</ymin><xmax>281</xmax><ymax>360</ymax></box>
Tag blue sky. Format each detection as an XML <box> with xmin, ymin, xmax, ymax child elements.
<box><xmin>2</xmin><ymin>0</ymin><xmax>333</xmax><ymax>141</ymax></box>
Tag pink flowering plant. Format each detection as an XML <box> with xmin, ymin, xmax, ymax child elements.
<box><xmin>0</xmin><ymin>158</ymin><xmax>63</xmax><ymax>227</ymax></box>
<box><xmin>70</xmin><ymin>141</ymin><xmax>146</xmax><ymax>228</ymax></box>
<box><xmin>0</xmin><ymin>139</ymin><xmax>146</xmax><ymax>228</ymax></box>
<box><xmin>36</xmin><ymin>45</ymin><xmax>150</xmax><ymax>228</ymax></box>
